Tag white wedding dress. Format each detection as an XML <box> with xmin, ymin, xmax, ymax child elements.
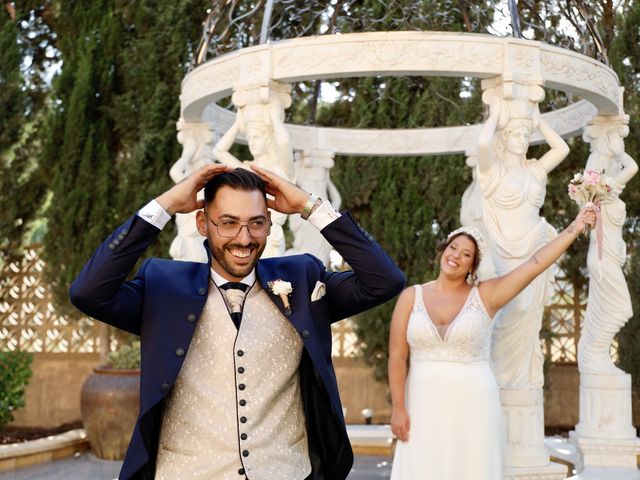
<box><xmin>390</xmin><ymin>284</ymin><xmax>503</xmax><ymax>479</ymax></box>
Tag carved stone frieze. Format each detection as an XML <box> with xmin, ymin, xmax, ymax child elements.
<box><xmin>541</xmin><ymin>51</ymin><xmax>620</xmax><ymax>112</ymax></box>
<box><xmin>182</xmin><ymin>31</ymin><xmax>621</xmax><ymax>120</ymax></box>
<box><xmin>204</xmin><ymin>100</ymin><xmax>596</xmax><ymax>156</ymax></box>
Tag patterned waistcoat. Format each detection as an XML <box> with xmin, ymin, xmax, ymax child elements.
<box><xmin>155</xmin><ymin>282</ymin><xmax>311</xmax><ymax>480</ymax></box>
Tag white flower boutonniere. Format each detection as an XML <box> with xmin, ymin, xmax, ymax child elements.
<box><xmin>268</xmin><ymin>279</ymin><xmax>293</xmax><ymax>316</ymax></box>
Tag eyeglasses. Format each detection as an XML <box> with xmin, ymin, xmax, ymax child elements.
<box><xmin>210</xmin><ymin>217</ymin><xmax>272</xmax><ymax>238</ymax></box>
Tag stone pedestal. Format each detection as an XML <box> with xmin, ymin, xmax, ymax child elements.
<box><xmin>567</xmin><ymin>466</ymin><xmax>640</xmax><ymax>480</ymax></box>
<box><xmin>569</xmin><ymin>373</ymin><xmax>640</xmax><ymax>478</ymax></box>
<box><xmin>503</xmin><ymin>463</ymin><xmax>569</xmax><ymax>480</ymax></box>
<box><xmin>501</xmin><ymin>389</ymin><xmax>567</xmax><ymax>480</ymax></box>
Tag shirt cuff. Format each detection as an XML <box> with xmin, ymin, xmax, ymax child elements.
<box><xmin>137</xmin><ymin>200</ymin><xmax>172</xmax><ymax>230</ymax></box>
<box><xmin>307</xmin><ymin>200</ymin><xmax>341</xmax><ymax>231</ymax></box>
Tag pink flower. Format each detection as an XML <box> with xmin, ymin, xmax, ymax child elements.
<box><xmin>583</xmin><ymin>169</ymin><xmax>601</xmax><ymax>185</ymax></box>
<box><xmin>568</xmin><ymin>184</ymin><xmax>577</xmax><ymax>195</ymax></box>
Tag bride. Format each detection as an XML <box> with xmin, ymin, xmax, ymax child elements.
<box><xmin>388</xmin><ymin>207</ymin><xmax>596</xmax><ymax>479</ymax></box>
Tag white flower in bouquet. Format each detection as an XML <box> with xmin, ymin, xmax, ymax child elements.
<box><xmin>567</xmin><ymin>168</ymin><xmax>613</xmax><ymax>207</ymax></box>
<box><xmin>567</xmin><ymin>168</ymin><xmax>611</xmax><ymax>276</ymax></box>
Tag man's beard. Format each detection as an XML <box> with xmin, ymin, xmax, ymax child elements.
<box><xmin>211</xmin><ymin>240</ymin><xmax>265</xmax><ymax>279</ymax></box>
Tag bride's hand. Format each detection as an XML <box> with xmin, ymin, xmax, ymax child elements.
<box><xmin>390</xmin><ymin>407</ymin><xmax>411</xmax><ymax>442</ymax></box>
<box><xmin>574</xmin><ymin>202</ymin><xmax>598</xmax><ymax>232</ymax></box>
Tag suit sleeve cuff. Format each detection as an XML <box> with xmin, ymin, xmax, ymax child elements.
<box><xmin>137</xmin><ymin>200</ymin><xmax>172</xmax><ymax>230</ymax></box>
<box><xmin>307</xmin><ymin>200</ymin><xmax>341</xmax><ymax>231</ymax></box>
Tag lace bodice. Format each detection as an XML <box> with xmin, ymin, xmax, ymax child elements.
<box><xmin>407</xmin><ymin>284</ymin><xmax>493</xmax><ymax>363</ymax></box>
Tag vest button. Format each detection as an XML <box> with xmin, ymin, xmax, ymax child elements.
<box><xmin>198</xmin><ymin>287</ymin><xmax>206</xmax><ymax>295</ymax></box>
<box><xmin>240</xmin><ymin>416</ymin><xmax>247</xmax><ymax>423</ymax></box>
<box><xmin>237</xmin><ymin>367</ymin><xmax>245</xmax><ymax>374</ymax></box>
<box><xmin>240</xmin><ymin>433</ymin><xmax>248</xmax><ymax>440</ymax></box>
<box><xmin>237</xmin><ymin>350</ymin><xmax>244</xmax><ymax>357</ymax></box>
<box><xmin>175</xmin><ymin>347</ymin><xmax>185</xmax><ymax>357</ymax></box>
<box><xmin>238</xmin><ymin>468</ymin><xmax>245</xmax><ymax>475</ymax></box>
<box><xmin>242</xmin><ymin>450</ymin><xmax>249</xmax><ymax>457</ymax></box>
<box><xmin>238</xmin><ymin>383</ymin><xmax>246</xmax><ymax>391</ymax></box>
<box><xmin>302</xmin><ymin>329</ymin><xmax>310</xmax><ymax>338</ymax></box>
<box><xmin>160</xmin><ymin>383</ymin><xmax>170</xmax><ymax>393</ymax></box>
<box><xmin>239</xmin><ymin>399</ymin><xmax>246</xmax><ymax>406</ymax></box>
<box><xmin>187</xmin><ymin>313</ymin><xmax>196</xmax><ymax>323</ymax></box>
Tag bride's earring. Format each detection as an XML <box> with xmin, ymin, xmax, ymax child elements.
<box><xmin>466</xmin><ymin>272</ymin><xmax>474</xmax><ymax>285</ymax></box>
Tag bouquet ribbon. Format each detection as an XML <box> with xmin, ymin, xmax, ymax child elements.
<box><xmin>595</xmin><ymin>201</ymin><xmax>603</xmax><ymax>280</ymax></box>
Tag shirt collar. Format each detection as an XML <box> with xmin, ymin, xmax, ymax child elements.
<box><xmin>209</xmin><ymin>267</ymin><xmax>256</xmax><ymax>288</ymax></box>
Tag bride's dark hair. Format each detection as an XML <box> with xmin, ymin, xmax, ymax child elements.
<box><xmin>435</xmin><ymin>233</ymin><xmax>481</xmax><ymax>275</ymax></box>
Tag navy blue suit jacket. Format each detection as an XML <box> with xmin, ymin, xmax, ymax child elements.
<box><xmin>70</xmin><ymin>211</ymin><xmax>404</xmax><ymax>480</ymax></box>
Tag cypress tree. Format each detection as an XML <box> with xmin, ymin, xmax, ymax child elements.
<box><xmin>0</xmin><ymin>5</ymin><xmax>24</xmax><ymax>151</ymax></box>
<box><xmin>41</xmin><ymin>1</ymin><xmax>122</xmax><ymax>310</ymax></box>
<box><xmin>0</xmin><ymin>4</ymin><xmax>51</xmax><ymax>256</ymax></box>
<box><xmin>40</xmin><ymin>0</ymin><xmax>208</xmax><ymax>311</ymax></box>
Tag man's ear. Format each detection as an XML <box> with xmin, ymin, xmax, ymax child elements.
<box><xmin>196</xmin><ymin>210</ymin><xmax>207</xmax><ymax>237</ymax></box>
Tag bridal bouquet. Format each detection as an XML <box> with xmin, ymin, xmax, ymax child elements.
<box><xmin>567</xmin><ymin>169</ymin><xmax>613</xmax><ymax>206</ymax></box>
<box><xmin>567</xmin><ymin>168</ymin><xmax>612</xmax><ymax>274</ymax></box>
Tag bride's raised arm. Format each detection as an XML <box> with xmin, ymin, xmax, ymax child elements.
<box><xmin>478</xmin><ymin>205</ymin><xmax>596</xmax><ymax>318</ymax></box>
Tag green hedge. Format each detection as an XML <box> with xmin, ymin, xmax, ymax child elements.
<box><xmin>0</xmin><ymin>351</ymin><xmax>33</xmax><ymax>428</ymax></box>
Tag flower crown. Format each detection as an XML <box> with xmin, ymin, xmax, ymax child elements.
<box><xmin>447</xmin><ymin>226</ymin><xmax>487</xmax><ymax>262</ymax></box>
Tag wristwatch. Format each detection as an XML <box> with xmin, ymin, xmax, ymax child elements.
<box><xmin>300</xmin><ymin>193</ymin><xmax>323</xmax><ymax>220</ymax></box>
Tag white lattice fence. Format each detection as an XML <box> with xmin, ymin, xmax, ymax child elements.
<box><xmin>542</xmin><ymin>271</ymin><xmax>618</xmax><ymax>364</ymax></box>
<box><xmin>0</xmin><ymin>247</ymin><xmax>102</xmax><ymax>353</ymax></box>
<box><xmin>331</xmin><ymin>318</ymin><xmax>361</xmax><ymax>358</ymax></box>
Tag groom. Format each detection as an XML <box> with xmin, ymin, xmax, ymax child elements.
<box><xmin>70</xmin><ymin>164</ymin><xmax>405</xmax><ymax>480</ymax></box>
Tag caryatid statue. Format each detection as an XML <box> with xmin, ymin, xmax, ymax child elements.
<box><xmin>214</xmin><ymin>81</ymin><xmax>295</xmax><ymax>258</ymax></box>
<box><xmin>169</xmin><ymin>119</ymin><xmax>217</xmax><ymax>262</ymax></box>
<box><xmin>286</xmin><ymin>149</ymin><xmax>342</xmax><ymax>265</ymax></box>
<box><xmin>477</xmin><ymin>81</ymin><xmax>569</xmax><ymax>391</ymax></box>
<box><xmin>460</xmin><ymin>147</ymin><xmax>496</xmax><ymax>282</ymax></box>
<box><xmin>578</xmin><ymin>116</ymin><xmax>638</xmax><ymax>375</ymax></box>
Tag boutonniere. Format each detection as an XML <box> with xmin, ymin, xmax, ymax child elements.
<box><xmin>268</xmin><ymin>279</ymin><xmax>293</xmax><ymax>316</ymax></box>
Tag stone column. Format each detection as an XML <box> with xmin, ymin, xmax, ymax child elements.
<box><xmin>477</xmin><ymin>76</ymin><xmax>566</xmax><ymax>480</ymax></box>
<box><xmin>286</xmin><ymin>149</ymin><xmax>341</xmax><ymax>266</ymax></box>
<box><xmin>169</xmin><ymin>119</ymin><xmax>217</xmax><ymax>263</ymax></box>
<box><xmin>214</xmin><ymin>80</ymin><xmax>295</xmax><ymax>258</ymax></box>
<box><xmin>569</xmin><ymin>114</ymin><xmax>640</xmax><ymax>480</ymax></box>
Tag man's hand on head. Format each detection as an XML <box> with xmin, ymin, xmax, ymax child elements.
<box><xmin>250</xmin><ymin>164</ymin><xmax>312</xmax><ymax>215</ymax></box>
<box><xmin>156</xmin><ymin>164</ymin><xmax>231</xmax><ymax>215</ymax></box>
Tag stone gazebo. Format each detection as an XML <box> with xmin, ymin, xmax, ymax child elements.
<box><xmin>175</xmin><ymin>31</ymin><xmax>638</xmax><ymax>480</ymax></box>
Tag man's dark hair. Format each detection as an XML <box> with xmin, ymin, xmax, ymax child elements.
<box><xmin>204</xmin><ymin>168</ymin><xmax>267</xmax><ymax>205</ymax></box>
